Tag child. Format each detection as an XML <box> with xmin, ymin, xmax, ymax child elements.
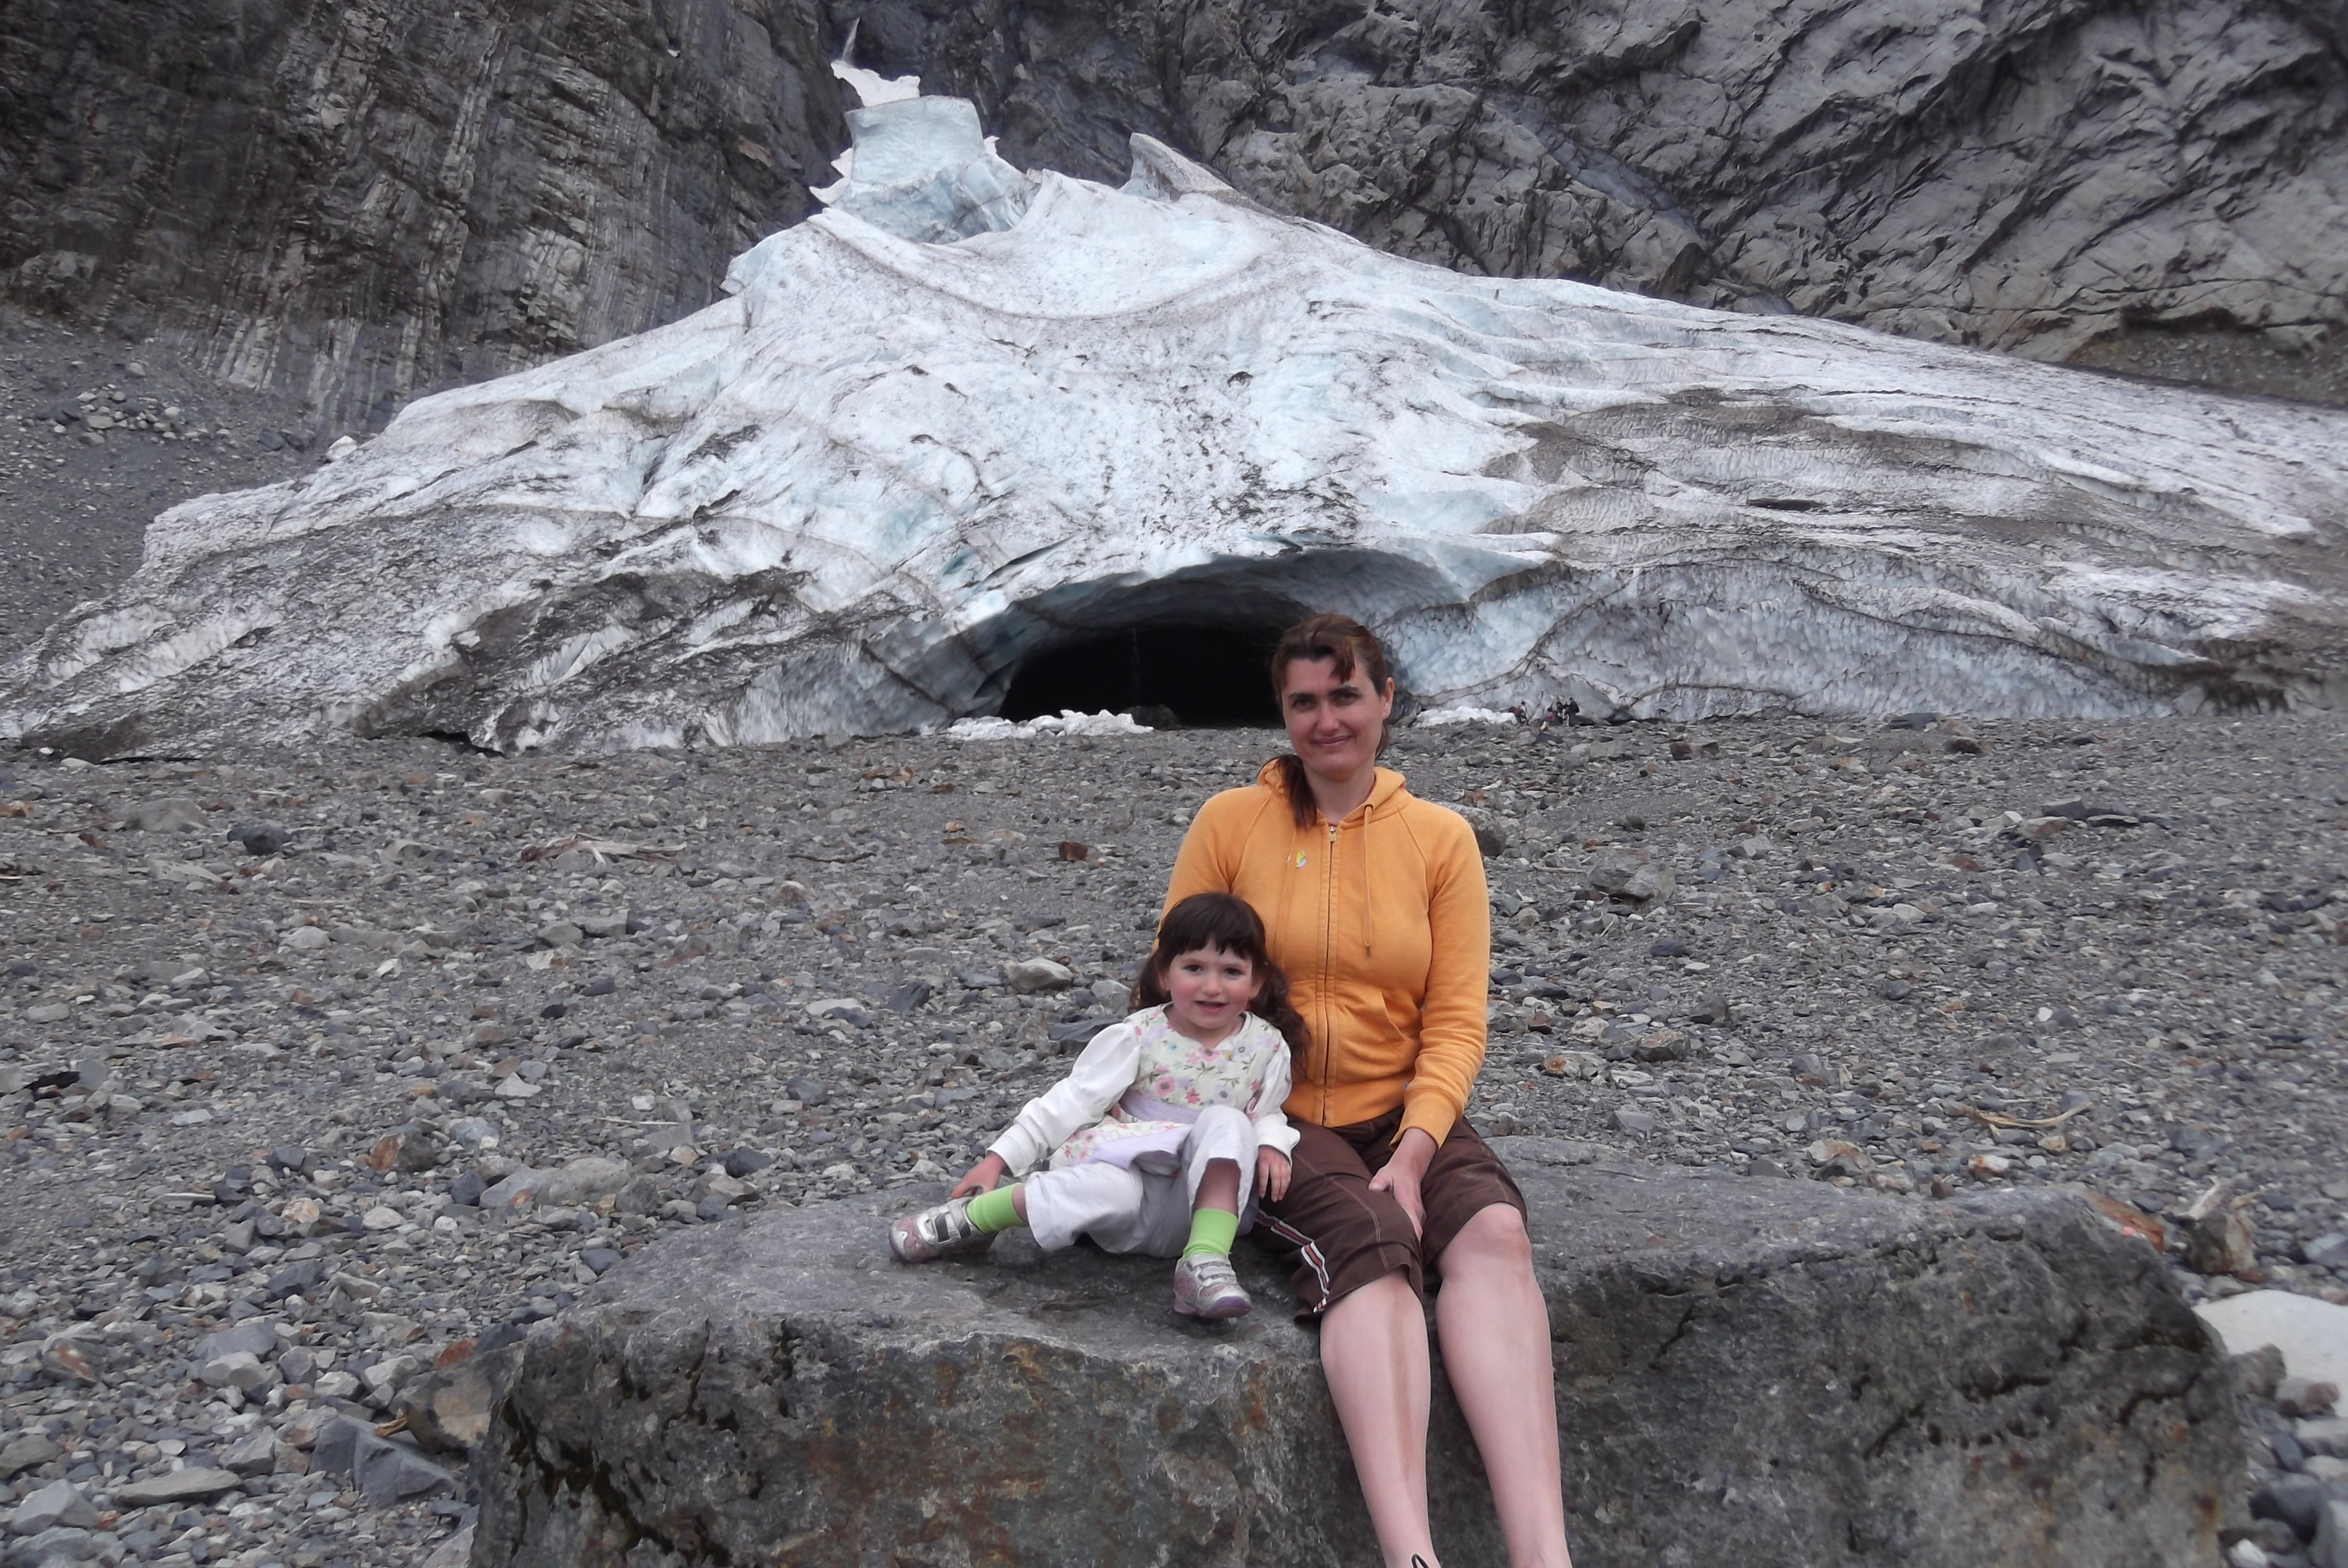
<box><xmin>889</xmin><ymin>892</ymin><xmax>1303</xmax><ymax>1319</ymax></box>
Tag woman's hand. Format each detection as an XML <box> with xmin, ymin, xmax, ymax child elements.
<box><xmin>950</xmin><ymin>1153</ymin><xmax>1010</xmax><ymax>1200</ymax></box>
<box><xmin>1256</xmin><ymin>1148</ymin><xmax>1292</xmax><ymax>1203</ymax></box>
<box><xmin>1367</xmin><ymin>1128</ymin><xmax>1436</xmax><ymax>1237</ymax></box>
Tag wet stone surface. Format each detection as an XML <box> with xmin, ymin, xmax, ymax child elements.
<box><xmin>0</xmin><ymin>708</ymin><xmax>2341</xmax><ymax>1567</ymax></box>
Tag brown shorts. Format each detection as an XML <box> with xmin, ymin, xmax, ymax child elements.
<box><xmin>1254</xmin><ymin>1110</ymin><xmax>1527</xmax><ymax>1318</ymax></box>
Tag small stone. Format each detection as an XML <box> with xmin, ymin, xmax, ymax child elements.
<box><xmin>283</xmin><ymin>925</ymin><xmax>331</xmax><ymax>951</ymax></box>
<box><xmin>2185</xmin><ymin>1210</ymin><xmax>2258</xmax><ymax>1277</ymax></box>
<box><xmin>581</xmin><ymin>1248</ymin><xmax>624</xmax><ymax>1276</ymax></box>
<box><xmin>1454</xmin><ymin>805</ymin><xmax>1507</xmax><ymax>857</ymax></box>
<box><xmin>2279</xmin><ymin>1376</ymin><xmax>2341</xmax><ymax>1419</ymax></box>
<box><xmin>9</xmin><ymin>1479</ymin><xmax>99</xmax><ymax>1535</ymax></box>
<box><xmin>785</xmin><ymin>1076</ymin><xmax>828</xmax><ymax>1106</ymax></box>
<box><xmin>396</xmin><ymin>1342</ymin><xmax>522</xmax><ymax>1454</ymax></box>
<box><xmin>2300</xmin><ymin>1417</ymin><xmax>2348</xmax><ymax>1459</ymax></box>
<box><xmin>541</xmin><ymin>1156</ymin><xmax>631</xmax><ymax>1207</ymax></box>
<box><xmin>198</xmin><ymin>1350</ymin><xmax>275</xmax><ymax>1391</ymax></box>
<box><xmin>885</xmin><ymin>979</ymin><xmax>934</xmax><ymax>1014</ymax></box>
<box><xmin>1004</xmin><ymin>958</ymin><xmax>1077</xmax><ymax>994</ymax></box>
<box><xmin>361</xmin><ymin>1204</ymin><xmax>405</xmax><ymax>1231</ymax></box>
<box><xmin>1587</xmin><ymin>848</ymin><xmax>1674</xmax><ymax>903</ymax></box>
<box><xmin>479</xmin><ymin>1167</ymin><xmax>547</xmax><ymax>1209</ymax></box>
<box><xmin>354</xmin><ymin>1433</ymin><xmax>454</xmax><ymax>1507</ymax></box>
<box><xmin>121</xmin><ymin>797</ymin><xmax>206</xmax><ymax>833</ymax></box>
<box><xmin>0</xmin><ymin>1435</ymin><xmax>60</xmax><ymax>1480</ymax></box>
<box><xmin>2317</xmin><ymin>1500</ymin><xmax>2348</xmax><ymax>1568</ymax></box>
<box><xmin>2304</xmin><ymin>1232</ymin><xmax>2348</xmax><ymax>1269</ymax></box>
<box><xmin>226</xmin><ymin>822</ymin><xmax>289</xmax><ymax>856</ymax></box>
<box><xmin>1648</xmin><ymin>938</ymin><xmax>1690</xmax><ymax>958</ymax></box>
<box><xmin>722</xmin><ymin>1148</ymin><xmax>775</xmax><ymax>1179</ymax></box>
<box><xmin>221</xmin><ymin>1429</ymin><xmax>281</xmax><ymax>1477</ymax></box>
<box><xmin>362</xmin><ymin>1353</ymin><xmax>424</xmax><ymax>1399</ymax></box>
<box><xmin>195</xmin><ymin>1321</ymin><xmax>277</xmax><ymax>1362</ymax></box>
<box><xmin>1809</xmin><ymin>1139</ymin><xmax>1870</xmax><ymax>1178</ymax></box>
<box><xmin>266</xmin><ymin>1256</ymin><xmax>329</xmax><ymax>1299</ymax></box>
<box><xmin>1613</xmin><ymin>1107</ymin><xmax>1658</xmax><ymax>1134</ymax></box>
<box><xmin>113</xmin><ymin>1468</ymin><xmax>243</xmax><ymax>1507</ymax></box>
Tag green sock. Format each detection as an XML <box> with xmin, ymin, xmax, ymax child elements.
<box><xmin>1183</xmin><ymin>1207</ymin><xmax>1240</xmax><ymax>1259</ymax></box>
<box><xmin>963</xmin><ymin>1185</ymin><xmax>1023</xmax><ymax>1233</ymax></box>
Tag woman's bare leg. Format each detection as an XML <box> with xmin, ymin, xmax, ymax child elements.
<box><xmin>1435</xmin><ymin>1205</ymin><xmax>1574</xmax><ymax>1567</ymax></box>
<box><xmin>1321</xmin><ymin>1271</ymin><xmax>1441</xmax><ymax>1566</ymax></box>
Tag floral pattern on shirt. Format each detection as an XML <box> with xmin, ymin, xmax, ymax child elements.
<box><xmin>1050</xmin><ymin>1007</ymin><xmax>1285</xmax><ymax>1169</ymax></box>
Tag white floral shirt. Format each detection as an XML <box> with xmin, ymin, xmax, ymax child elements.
<box><xmin>987</xmin><ymin>1006</ymin><xmax>1298</xmax><ymax>1176</ymax></box>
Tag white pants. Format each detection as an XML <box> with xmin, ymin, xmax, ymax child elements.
<box><xmin>1021</xmin><ymin>1105</ymin><xmax>1257</xmax><ymax>1257</ymax></box>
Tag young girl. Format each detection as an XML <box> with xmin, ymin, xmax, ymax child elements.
<box><xmin>889</xmin><ymin>892</ymin><xmax>1303</xmax><ymax>1319</ymax></box>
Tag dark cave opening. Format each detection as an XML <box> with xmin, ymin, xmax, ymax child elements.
<box><xmin>1000</xmin><ymin>622</ymin><xmax>1288</xmax><ymax>727</ymax></box>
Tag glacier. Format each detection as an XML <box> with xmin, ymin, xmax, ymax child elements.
<box><xmin>4</xmin><ymin>72</ymin><xmax>2345</xmax><ymax>758</ymax></box>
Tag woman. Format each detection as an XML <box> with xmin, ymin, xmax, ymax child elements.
<box><xmin>1165</xmin><ymin>614</ymin><xmax>1575</xmax><ymax>1568</ymax></box>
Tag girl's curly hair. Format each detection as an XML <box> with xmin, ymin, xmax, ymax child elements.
<box><xmin>1129</xmin><ymin>892</ymin><xmax>1310</xmax><ymax>1062</ymax></box>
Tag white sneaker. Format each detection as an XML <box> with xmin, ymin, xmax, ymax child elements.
<box><xmin>1172</xmin><ymin>1252</ymin><xmax>1253</xmax><ymax>1319</ymax></box>
<box><xmin>889</xmin><ymin>1197</ymin><xmax>995</xmax><ymax>1263</ymax></box>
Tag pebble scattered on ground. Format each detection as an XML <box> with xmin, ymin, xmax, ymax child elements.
<box><xmin>0</xmin><ymin>707</ymin><xmax>2342</xmax><ymax>1567</ymax></box>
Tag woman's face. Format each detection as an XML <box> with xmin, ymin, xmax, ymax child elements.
<box><xmin>1280</xmin><ymin>654</ymin><xmax>1392</xmax><ymax>785</ymax></box>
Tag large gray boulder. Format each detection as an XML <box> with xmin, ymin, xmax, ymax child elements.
<box><xmin>473</xmin><ymin>1140</ymin><xmax>2244</xmax><ymax>1567</ymax></box>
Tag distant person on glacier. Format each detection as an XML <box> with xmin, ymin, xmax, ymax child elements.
<box><xmin>1164</xmin><ymin>613</ymin><xmax>1577</xmax><ymax>1568</ymax></box>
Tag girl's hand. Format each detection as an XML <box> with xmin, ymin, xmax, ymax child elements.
<box><xmin>1367</xmin><ymin>1128</ymin><xmax>1436</xmax><ymax>1237</ymax></box>
<box><xmin>950</xmin><ymin>1153</ymin><xmax>1010</xmax><ymax>1200</ymax></box>
<box><xmin>1256</xmin><ymin>1148</ymin><xmax>1292</xmax><ymax>1203</ymax></box>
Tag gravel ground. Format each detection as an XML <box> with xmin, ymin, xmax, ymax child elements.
<box><xmin>0</xmin><ymin>307</ymin><xmax>335</xmax><ymax>660</ymax></box>
<box><xmin>1</xmin><ymin>709</ymin><xmax>2343</xmax><ymax>1567</ymax></box>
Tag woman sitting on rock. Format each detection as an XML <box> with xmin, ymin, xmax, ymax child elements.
<box><xmin>1164</xmin><ymin>613</ymin><xmax>1576</xmax><ymax>1568</ymax></box>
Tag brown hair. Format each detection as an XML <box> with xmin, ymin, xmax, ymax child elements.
<box><xmin>1131</xmin><ymin>892</ymin><xmax>1310</xmax><ymax>1062</ymax></box>
<box><xmin>1267</xmin><ymin>613</ymin><xmax>1394</xmax><ymax>827</ymax></box>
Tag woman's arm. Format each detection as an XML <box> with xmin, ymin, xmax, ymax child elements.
<box><xmin>986</xmin><ymin>1023</ymin><xmax>1146</xmax><ymax>1175</ymax></box>
<box><xmin>1397</xmin><ymin>811</ymin><xmax>1491</xmax><ymax>1148</ymax></box>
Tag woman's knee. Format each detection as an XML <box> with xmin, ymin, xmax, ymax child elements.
<box><xmin>1441</xmin><ymin>1203</ymin><xmax>1533</xmax><ymax>1277</ymax></box>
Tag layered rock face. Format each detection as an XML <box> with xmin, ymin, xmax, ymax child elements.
<box><xmin>5</xmin><ymin>0</ymin><xmax>2343</xmax><ymax>427</ymax></box>
<box><xmin>711</xmin><ymin>0</ymin><xmax>2348</xmax><ymax>402</ymax></box>
<box><xmin>0</xmin><ymin>0</ymin><xmax>842</xmax><ymax>433</ymax></box>
<box><xmin>4</xmin><ymin>87</ymin><xmax>2344</xmax><ymax>755</ymax></box>
<box><xmin>473</xmin><ymin>1143</ymin><xmax>2244</xmax><ymax>1567</ymax></box>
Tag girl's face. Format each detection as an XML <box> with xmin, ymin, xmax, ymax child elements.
<box><xmin>1280</xmin><ymin>654</ymin><xmax>1392</xmax><ymax>785</ymax></box>
<box><xmin>1160</xmin><ymin>944</ymin><xmax>1259</xmax><ymax>1043</ymax></box>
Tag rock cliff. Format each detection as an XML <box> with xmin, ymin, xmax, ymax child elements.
<box><xmin>472</xmin><ymin>1145</ymin><xmax>2246</xmax><ymax>1567</ymax></box>
<box><xmin>835</xmin><ymin>0</ymin><xmax>2348</xmax><ymax>405</ymax></box>
<box><xmin>4</xmin><ymin>0</ymin><xmax>2344</xmax><ymax>428</ymax></box>
<box><xmin>0</xmin><ymin>0</ymin><xmax>843</xmax><ymax>434</ymax></box>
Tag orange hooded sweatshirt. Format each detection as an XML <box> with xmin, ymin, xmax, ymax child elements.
<box><xmin>1165</xmin><ymin>760</ymin><xmax>1489</xmax><ymax>1146</ymax></box>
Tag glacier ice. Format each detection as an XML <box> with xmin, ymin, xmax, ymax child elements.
<box><xmin>3</xmin><ymin>83</ymin><xmax>2345</xmax><ymax>759</ymax></box>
